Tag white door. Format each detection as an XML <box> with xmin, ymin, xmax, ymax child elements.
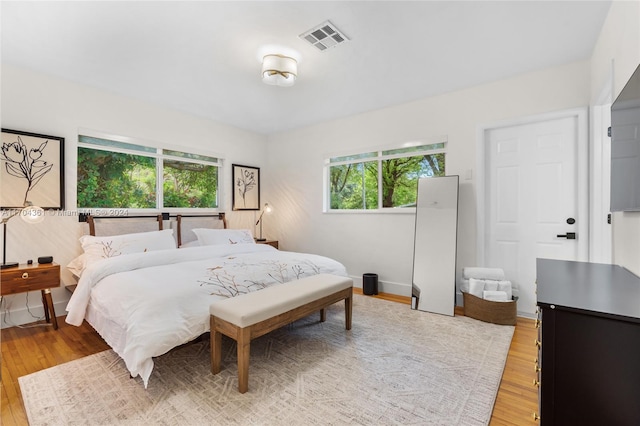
<box><xmin>590</xmin><ymin>103</ymin><xmax>612</xmax><ymax>264</ymax></box>
<box><xmin>484</xmin><ymin>113</ymin><xmax>588</xmax><ymax>315</ymax></box>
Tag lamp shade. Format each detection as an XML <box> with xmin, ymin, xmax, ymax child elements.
<box><xmin>21</xmin><ymin>205</ymin><xmax>45</xmax><ymax>224</ymax></box>
<box><xmin>262</xmin><ymin>54</ymin><xmax>297</xmax><ymax>87</ymax></box>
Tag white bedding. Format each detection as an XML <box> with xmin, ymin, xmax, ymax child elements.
<box><xmin>65</xmin><ymin>244</ymin><xmax>348</xmax><ymax>387</ymax></box>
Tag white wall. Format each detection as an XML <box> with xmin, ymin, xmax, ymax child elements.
<box><xmin>265</xmin><ymin>61</ymin><xmax>591</xmax><ymax>309</ymax></box>
<box><xmin>0</xmin><ymin>65</ymin><xmax>267</xmax><ymax>327</ymax></box>
<box><xmin>3</xmin><ymin>0</ymin><xmax>638</xmax><ymax>326</ymax></box>
<box><xmin>590</xmin><ymin>0</ymin><xmax>640</xmax><ymax>277</ymax></box>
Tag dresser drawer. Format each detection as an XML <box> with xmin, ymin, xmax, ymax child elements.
<box><xmin>1</xmin><ymin>264</ymin><xmax>60</xmax><ymax>295</ymax></box>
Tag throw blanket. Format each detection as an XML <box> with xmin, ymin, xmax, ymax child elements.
<box><xmin>65</xmin><ymin>244</ymin><xmax>347</xmax><ymax>386</ymax></box>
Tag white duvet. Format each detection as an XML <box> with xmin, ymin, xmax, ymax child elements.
<box><xmin>65</xmin><ymin>244</ymin><xmax>348</xmax><ymax>387</ymax></box>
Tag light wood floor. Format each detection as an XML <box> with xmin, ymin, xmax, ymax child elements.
<box><xmin>1</xmin><ymin>290</ymin><xmax>538</xmax><ymax>426</ymax></box>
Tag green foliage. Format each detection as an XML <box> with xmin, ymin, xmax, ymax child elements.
<box><xmin>381</xmin><ymin>153</ymin><xmax>445</xmax><ymax>207</ymax></box>
<box><xmin>77</xmin><ymin>149</ymin><xmax>219</xmax><ymax>209</ymax></box>
<box><xmin>77</xmin><ymin>148</ymin><xmax>156</xmax><ymax>208</ymax></box>
<box><xmin>163</xmin><ymin>161</ymin><xmax>218</xmax><ymax>208</ymax></box>
<box><xmin>330</xmin><ymin>161</ymin><xmax>378</xmax><ymax>209</ymax></box>
<box><xmin>330</xmin><ymin>153</ymin><xmax>445</xmax><ymax>210</ymax></box>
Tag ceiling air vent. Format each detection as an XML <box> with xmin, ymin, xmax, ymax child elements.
<box><xmin>299</xmin><ymin>21</ymin><xmax>349</xmax><ymax>52</ymax></box>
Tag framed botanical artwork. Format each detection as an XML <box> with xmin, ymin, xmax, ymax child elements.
<box><xmin>1</xmin><ymin>129</ymin><xmax>65</xmax><ymax>210</ymax></box>
<box><xmin>232</xmin><ymin>164</ymin><xmax>260</xmax><ymax>211</ymax></box>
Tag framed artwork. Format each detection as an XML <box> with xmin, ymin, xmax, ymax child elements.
<box><xmin>1</xmin><ymin>128</ymin><xmax>65</xmax><ymax>210</ymax></box>
<box><xmin>232</xmin><ymin>164</ymin><xmax>260</xmax><ymax>211</ymax></box>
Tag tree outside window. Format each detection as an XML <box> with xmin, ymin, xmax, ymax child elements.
<box><xmin>77</xmin><ymin>135</ymin><xmax>220</xmax><ymax>210</ymax></box>
<box><xmin>328</xmin><ymin>142</ymin><xmax>446</xmax><ymax>210</ymax></box>
<box><xmin>162</xmin><ymin>159</ymin><xmax>218</xmax><ymax>208</ymax></box>
<box><xmin>77</xmin><ymin>148</ymin><xmax>156</xmax><ymax>208</ymax></box>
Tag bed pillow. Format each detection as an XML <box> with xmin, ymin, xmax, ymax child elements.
<box><xmin>180</xmin><ymin>240</ymin><xmax>201</xmax><ymax>248</ymax></box>
<box><xmin>193</xmin><ymin>228</ymin><xmax>255</xmax><ymax>246</ymax></box>
<box><xmin>78</xmin><ymin>229</ymin><xmax>177</xmax><ymax>271</ymax></box>
<box><xmin>66</xmin><ymin>253</ymin><xmax>87</xmax><ymax>278</ymax></box>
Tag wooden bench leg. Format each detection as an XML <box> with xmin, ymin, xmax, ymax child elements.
<box><xmin>237</xmin><ymin>327</ymin><xmax>251</xmax><ymax>393</ymax></box>
<box><xmin>345</xmin><ymin>291</ymin><xmax>352</xmax><ymax>330</ymax></box>
<box><xmin>211</xmin><ymin>284</ymin><xmax>354</xmax><ymax>393</ymax></box>
<box><xmin>210</xmin><ymin>317</ymin><xmax>222</xmax><ymax>374</ymax></box>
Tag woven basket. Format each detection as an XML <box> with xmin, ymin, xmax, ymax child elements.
<box><xmin>462</xmin><ymin>292</ymin><xmax>517</xmax><ymax>326</ymax></box>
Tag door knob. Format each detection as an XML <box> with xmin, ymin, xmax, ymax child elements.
<box><xmin>557</xmin><ymin>232</ymin><xmax>576</xmax><ymax>239</ymax></box>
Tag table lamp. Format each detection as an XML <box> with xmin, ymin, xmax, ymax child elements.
<box><xmin>1</xmin><ymin>201</ymin><xmax>45</xmax><ymax>269</ymax></box>
<box><xmin>255</xmin><ymin>203</ymin><xmax>272</xmax><ymax>242</ymax></box>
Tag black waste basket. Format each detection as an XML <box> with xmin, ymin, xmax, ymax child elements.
<box><xmin>363</xmin><ymin>273</ymin><xmax>378</xmax><ymax>295</ymax></box>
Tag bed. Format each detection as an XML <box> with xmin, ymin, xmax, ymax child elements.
<box><xmin>65</xmin><ymin>214</ymin><xmax>348</xmax><ymax>387</ymax></box>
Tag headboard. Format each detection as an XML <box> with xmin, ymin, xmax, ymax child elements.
<box><xmin>174</xmin><ymin>213</ymin><xmax>227</xmax><ymax>247</ymax></box>
<box><xmin>83</xmin><ymin>214</ymin><xmax>164</xmax><ymax>236</ymax></box>
<box><xmin>80</xmin><ymin>213</ymin><xmax>227</xmax><ymax>247</ymax></box>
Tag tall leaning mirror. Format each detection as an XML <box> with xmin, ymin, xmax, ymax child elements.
<box><xmin>411</xmin><ymin>175</ymin><xmax>459</xmax><ymax>315</ymax></box>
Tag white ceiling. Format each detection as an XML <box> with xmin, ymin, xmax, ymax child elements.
<box><xmin>1</xmin><ymin>1</ymin><xmax>611</xmax><ymax>135</ymax></box>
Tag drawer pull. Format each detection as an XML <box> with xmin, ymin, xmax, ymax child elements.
<box><xmin>533</xmin><ymin>379</ymin><xmax>540</xmax><ymax>387</ymax></box>
<box><xmin>532</xmin><ymin>412</ymin><xmax>540</xmax><ymax>421</ymax></box>
<box><xmin>22</xmin><ymin>272</ymin><xmax>29</xmax><ymax>279</ymax></box>
<box><xmin>534</xmin><ymin>365</ymin><xmax>541</xmax><ymax>373</ymax></box>
<box><xmin>534</xmin><ymin>339</ymin><xmax>541</xmax><ymax>348</ymax></box>
<box><xmin>535</xmin><ymin>319</ymin><xmax>541</xmax><ymax>328</ymax></box>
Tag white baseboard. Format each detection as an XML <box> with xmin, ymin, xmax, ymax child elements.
<box><xmin>0</xmin><ymin>299</ymin><xmax>68</xmax><ymax>329</ymax></box>
<box><xmin>0</xmin><ymin>286</ymin><xmax>536</xmax><ymax>329</ymax></box>
<box><xmin>349</xmin><ymin>274</ymin><xmax>412</xmax><ymax>298</ymax></box>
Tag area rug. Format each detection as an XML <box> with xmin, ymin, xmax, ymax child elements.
<box><xmin>20</xmin><ymin>295</ymin><xmax>514</xmax><ymax>425</ymax></box>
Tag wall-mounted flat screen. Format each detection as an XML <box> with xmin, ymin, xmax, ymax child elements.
<box><xmin>610</xmin><ymin>64</ymin><xmax>640</xmax><ymax>212</ymax></box>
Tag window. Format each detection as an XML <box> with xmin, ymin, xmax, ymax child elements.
<box><xmin>326</xmin><ymin>141</ymin><xmax>446</xmax><ymax>211</ymax></box>
<box><xmin>77</xmin><ymin>133</ymin><xmax>221</xmax><ymax>210</ymax></box>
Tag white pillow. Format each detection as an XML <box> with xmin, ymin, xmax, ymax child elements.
<box><xmin>78</xmin><ymin>229</ymin><xmax>176</xmax><ymax>272</ymax></box>
<box><xmin>193</xmin><ymin>228</ymin><xmax>255</xmax><ymax>246</ymax></box>
<box><xmin>180</xmin><ymin>240</ymin><xmax>201</xmax><ymax>248</ymax></box>
<box><xmin>66</xmin><ymin>254</ymin><xmax>86</xmax><ymax>278</ymax></box>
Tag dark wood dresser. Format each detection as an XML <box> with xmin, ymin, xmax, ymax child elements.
<box><xmin>535</xmin><ymin>258</ymin><xmax>640</xmax><ymax>425</ymax></box>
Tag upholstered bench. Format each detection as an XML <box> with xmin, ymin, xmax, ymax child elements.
<box><xmin>209</xmin><ymin>273</ymin><xmax>353</xmax><ymax>393</ymax></box>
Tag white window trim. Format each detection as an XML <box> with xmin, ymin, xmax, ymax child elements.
<box><xmin>77</xmin><ymin>128</ymin><xmax>224</xmax><ymax>213</ymax></box>
<box><xmin>324</xmin><ymin>138</ymin><xmax>447</xmax><ymax>213</ymax></box>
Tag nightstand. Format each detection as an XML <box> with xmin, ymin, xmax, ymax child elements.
<box><xmin>1</xmin><ymin>263</ymin><xmax>60</xmax><ymax>329</ymax></box>
<box><xmin>257</xmin><ymin>240</ymin><xmax>278</xmax><ymax>249</ymax></box>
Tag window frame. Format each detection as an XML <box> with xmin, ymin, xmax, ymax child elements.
<box><xmin>77</xmin><ymin>129</ymin><xmax>224</xmax><ymax>213</ymax></box>
<box><xmin>324</xmin><ymin>138</ymin><xmax>447</xmax><ymax>213</ymax></box>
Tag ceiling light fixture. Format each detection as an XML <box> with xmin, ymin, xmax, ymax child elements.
<box><xmin>261</xmin><ymin>54</ymin><xmax>297</xmax><ymax>87</ymax></box>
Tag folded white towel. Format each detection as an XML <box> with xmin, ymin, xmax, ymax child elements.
<box><xmin>484</xmin><ymin>280</ymin><xmax>499</xmax><ymax>291</ymax></box>
<box><xmin>468</xmin><ymin>278</ymin><xmax>485</xmax><ymax>298</ymax></box>
<box><xmin>497</xmin><ymin>280</ymin><xmax>513</xmax><ymax>300</ymax></box>
<box><xmin>483</xmin><ymin>290</ymin><xmax>509</xmax><ymax>302</ymax></box>
<box><xmin>462</xmin><ymin>267</ymin><xmax>505</xmax><ymax>281</ymax></box>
